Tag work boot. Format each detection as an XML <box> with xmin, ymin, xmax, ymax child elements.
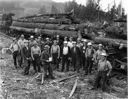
<box><xmin>49</xmin><ymin>75</ymin><xmax>55</xmax><ymax>79</ymax></box>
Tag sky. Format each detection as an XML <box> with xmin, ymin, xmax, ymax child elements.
<box><xmin>53</xmin><ymin>0</ymin><xmax>128</xmax><ymax>13</ymax></box>
<box><xmin>0</xmin><ymin>0</ymin><xmax>127</xmax><ymax>13</ymax></box>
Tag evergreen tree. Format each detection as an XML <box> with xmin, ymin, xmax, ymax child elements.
<box><xmin>39</xmin><ymin>6</ymin><xmax>46</xmax><ymax>14</ymax></box>
<box><xmin>51</xmin><ymin>5</ymin><xmax>59</xmax><ymax>14</ymax></box>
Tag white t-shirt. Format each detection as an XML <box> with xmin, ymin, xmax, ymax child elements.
<box><xmin>31</xmin><ymin>46</ymin><xmax>41</xmax><ymax>55</ymax></box>
<box><xmin>68</xmin><ymin>41</ymin><xmax>73</xmax><ymax>49</ymax></box>
<box><xmin>63</xmin><ymin>47</ymin><xmax>68</xmax><ymax>55</ymax></box>
<box><xmin>18</xmin><ymin>39</ymin><xmax>25</xmax><ymax>48</ymax></box>
<box><xmin>10</xmin><ymin>43</ymin><xmax>19</xmax><ymax>52</ymax></box>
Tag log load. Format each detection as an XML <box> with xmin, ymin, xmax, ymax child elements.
<box><xmin>12</xmin><ymin>21</ymin><xmax>77</xmax><ymax>31</ymax></box>
<box><xmin>94</xmin><ymin>37</ymin><xmax>127</xmax><ymax>48</ymax></box>
<box><xmin>14</xmin><ymin>17</ymin><xmax>72</xmax><ymax>24</ymax></box>
<box><xmin>10</xmin><ymin>26</ymin><xmax>78</xmax><ymax>37</ymax></box>
<box><xmin>19</xmin><ymin>12</ymin><xmax>73</xmax><ymax>19</ymax></box>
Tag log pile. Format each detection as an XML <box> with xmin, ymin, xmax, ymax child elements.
<box><xmin>11</xmin><ymin>13</ymin><xmax>79</xmax><ymax>37</ymax></box>
<box><xmin>94</xmin><ymin>37</ymin><xmax>127</xmax><ymax>48</ymax></box>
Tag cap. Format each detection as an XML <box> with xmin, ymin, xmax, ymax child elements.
<box><xmin>87</xmin><ymin>42</ymin><xmax>92</xmax><ymax>46</ymax></box>
<box><xmin>64</xmin><ymin>41</ymin><xmax>68</xmax><ymax>44</ymax></box>
<box><xmin>21</xmin><ymin>34</ymin><xmax>24</xmax><ymax>37</ymax></box>
<box><xmin>44</xmin><ymin>45</ymin><xmax>49</xmax><ymax>48</ymax></box>
<box><xmin>100</xmin><ymin>52</ymin><xmax>108</xmax><ymax>56</ymax></box>
<box><xmin>56</xmin><ymin>35</ymin><xmax>59</xmax><ymax>37</ymax></box>
<box><xmin>33</xmin><ymin>41</ymin><xmax>37</xmax><ymax>45</ymax></box>
<box><xmin>13</xmin><ymin>38</ymin><xmax>16</xmax><ymax>41</ymax></box>
<box><xmin>38</xmin><ymin>36</ymin><xmax>41</xmax><ymax>39</ymax></box>
<box><xmin>99</xmin><ymin>44</ymin><xmax>103</xmax><ymax>46</ymax></box>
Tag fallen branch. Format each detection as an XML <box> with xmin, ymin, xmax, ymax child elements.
<box><xmin>41</xmin><ymin>73</ymin><xmax>44</xmax><ymax>85</ymax></box>
<box><xmin>50</xmin><ymin>74</ymin><xmax>77</xmax><ymax>84</ymax></box>
<box><xmin>69</xmin><ymin>77</ymin><xmax>79</xmax><ymax>98</ymax></box>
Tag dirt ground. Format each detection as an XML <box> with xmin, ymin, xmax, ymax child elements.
<box><xmin>0</xmin><ymin>33</ymin><xmax>127</xmax><ymax>99</ymax></box>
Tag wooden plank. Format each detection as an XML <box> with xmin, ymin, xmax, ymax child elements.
<box><xmin>69</xmin><ymin>77</ymin><xmax>78</xmax><ymax>98</ymax></box>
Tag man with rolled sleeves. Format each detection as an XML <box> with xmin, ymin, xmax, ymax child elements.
<box><xmin>85</xmin><ymin>42</ymin><xmax>95</xmax><ymax>75</ymax></box>
<box><xmin>92</xmin><ymin>52</ymin><xmax>112</xmax><ymax>91</ymax></box>
<box><xmin>9</xmin><ymin>38</ymin><xmax>19</xmax><ymax>69</ymax></box>
<box><xmin>18</xmin><ymin>34</ymin><xmax>26</xmax><ymax>67</ymax></box>
<box><xmin>95</xmin><ymin>44</ymin><xmax>106</xmax><ymax>64</ymax></box>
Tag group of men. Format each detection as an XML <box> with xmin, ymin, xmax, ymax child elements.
<box><xmin>9</xmin><ymin>34</ymin><xmax>112</xmax><ymax>91</ymax></box>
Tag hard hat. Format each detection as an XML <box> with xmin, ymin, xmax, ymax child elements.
<box><xmin>44</xmin><ymin>45</ymin><xmax>49</xmax><ymax>48</ymax></box>
<box><xmin>38</xmin><ymin>36</ymin><xmax>41</xmax><ymax>39</ymax></box>
<box><xmin>100</xmin><ymin>52</ymin><xmax>108</xmax><ymax>56</ymax></box>
<box><xmin>21</xmin><ymin>34</ymin><xmax>24</xmax><ymax>37</ymax></box>
<box><xmin>99</xmin><ymin>44</ymin><xmax>103</xmax><ymax>46</ymax></box>
<box><xmin>46</xmin><ymin>37</ymin><xmax>49</xmax><ymax>40</ymax></box>
<box><xmin>30</xmin><ymin>35</ymin><xmax>34</xmax><ymax>38</ymax></box>
<box><xmin>64</xmin><ymin>41</ymin><xmax>68</xmax><ymax>44</ymax></box>
<box><xmin>87</xmin><ymin>42</ymin><xmax>92</xmax><ymax>46</ymax></box>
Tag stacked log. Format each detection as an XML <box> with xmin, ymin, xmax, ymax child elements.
<box><xmin>10</xmin><ymin>26</ymin><xmax>78</xmax><ymax>37</ymax></box>
<box><xmin>94</xmin><ymin>37</ymin><xmax>127</xmax><ymax>48</ymax></box>
<box><xmin>12</xmin><ymin>21</ymin><xmax>77</xmax><ymax>31</ymax></box>
<box><xmin>14</xmin><ymin>17</ymin><xmax>72</xmax><ymax>24</ymax></box>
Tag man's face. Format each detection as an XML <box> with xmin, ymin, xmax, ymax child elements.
<box><xmin>25</xmin><ymin>42</ymin><xmax>28</xmax><ymax>46</ymax></box>
<box><xmin>70</xmin><ymin>38</ymin><xmax>72</xmax><ymax>41</ymax></box>
<box><xmin>64</xmin><ymin>43</ymin><xmax>67</xmax><ymax>46</ymax></box>
<box><xmin>73</xmin><ymin>43</ymin><xmax>76</xmax><ymax>47</ymax></box>
<box><xmin>88</xmin><ymin>45</ymin><xmax>91</xmax><ymax>48</ymax></box>
<box><xmin>64</xmin><ymin>37</ymin><xmax>67</xmax><ymax>41</ymax></box>
<box><xmin>14</xmin><ymin>40</ymin><xmax>17</xmax><ymax>43</ymax></box>
<box><xmin>54</xmin><ymin>40</ymin><xmax>57</xmax><ymax>45</ymax></box>
<box><xmin>99</xmin><ymin>46</ymin><xmax>103</xmax><ymax>50</ymax></box>
<box><xmin>101</xmin><ymin>55</ymin><xmax>106</xmax><ymax>61</ymax></box>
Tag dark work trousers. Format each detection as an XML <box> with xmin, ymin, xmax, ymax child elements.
<box><xmin>86</xmin><ymin>57</ymin><xmax>93</xmax><ymax>74</ymax></box>
<box><xmin>61</xmin><ymin>55</ymin><xmax>69</xmax><ymax>72</ymax></box>
<box><xmin>94</xmin><ymin>71</ymin><xmax>108</xmax><ymax>91</ymax></box>
<box><xmin>72</xmin><ymin>56</ymin><xmax>80</xmax><ymax>72</ymax></box>
<box><xmin>13</xmin><ymin>51</ymin><xmax>19</xmax><ymax>68</ymax></box>
<box><xmin>33</xmin><ymin>54</ymin><xmax>41</xmax><ymax>73</ymax></box>
<box><xmin>52</xmin><ymin>53</ymin><xmax>59</xmax><ymax>69</ymax></box>
<box><xmin>44</xmin><ymin>62</ymin><xmax>53</xmax><ymax>78</ymax></box>
<box><xmin>24</xmin><ymin>59</ymin><xmax>31</xmax><ymax>75</ymax></box>
<box><xmin>19</xmin><ymin>48</ymin><xmax>24</xmax><ymax>67</ymax></box>
<box><xmin>81</xmin><ymin>54</ymin><xmax>86</xmax><ymax>71</ymax></box>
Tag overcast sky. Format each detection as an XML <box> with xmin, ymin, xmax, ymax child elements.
<box><xmin>0</xmin><ymin>0</ymin><xmax>127</xmax><ymax>13</ymax></box>
<box><xmin>53</xmin><ymin>0</ymin><xmax>127</xmax><ymax>13</ymax></box>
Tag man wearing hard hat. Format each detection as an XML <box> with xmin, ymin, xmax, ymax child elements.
<box><xmin>85</xmin><ymin>42</ymin><xmax>95</xmax><ymax>75</ymax></box>
<box><xmin>92</xmin><ymin>52</ymin><xmax>112</xmax><ymax>91</ymax></box>
<box><xmin>18</xmin><ymin>34</ymin><xmax>26</xmax><ymax>67</ymax></box>
<box><xmin>95</xmin><ymin>44</ymin><xmax>106</xmax><ymax>64</ymax></box>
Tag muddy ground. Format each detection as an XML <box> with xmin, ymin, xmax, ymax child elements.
<box><xmin>0</xmin><ymin>33</ymin><xmax>127</xmax><ymax>99</ymax></box>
